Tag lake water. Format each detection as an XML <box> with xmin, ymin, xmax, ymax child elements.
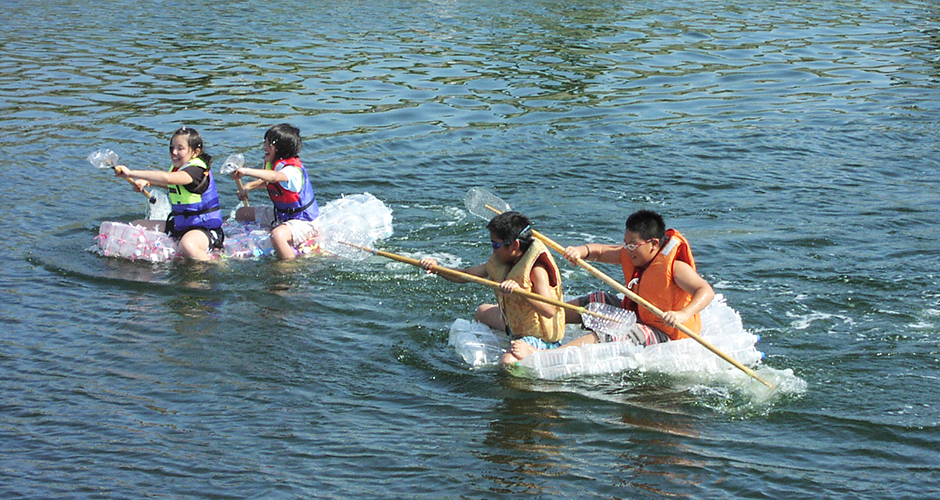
<box><xmin>2</xmin><ymin>0</ymin><xmax>938</xmax><ymax>498</ymax></box>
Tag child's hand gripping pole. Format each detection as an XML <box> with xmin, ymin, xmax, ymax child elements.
<box><xmin>463</xmin><ymin>187</ymin><xmax>777</xmax><ymax>390</ymax></box>
<box><xmin>219</xmin><ymin>154</ymin><xmax>249</xmax><ymax>207</ymax></box>
<box><xmin>339</xmin><ymin>241</ymin><xmax>630</xmax><ymax>336</ymax></box>
<box><xmin>87</xmin><ymin>149</ymin><xmax>156</xmax><ymax>204</ymax></box>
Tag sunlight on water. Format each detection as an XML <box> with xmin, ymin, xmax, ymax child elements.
<box><xmin>2</xmin><ymin>0</ymin><xmax>939</xmax><ymax>498</ymax></box>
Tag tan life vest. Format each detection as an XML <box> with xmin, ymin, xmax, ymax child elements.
<box><xmin>485</xmin><ymin>238</ymin><xmax>565</xmax><ymax>343</ymax></box>
<box><xmin>620</xmin><ymin>229</ymin><xmax>701</xmax><ymax>340</ymax></box>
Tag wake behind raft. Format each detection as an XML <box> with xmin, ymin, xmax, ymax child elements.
<box><xmin>450</xmin><ymin>294</ymin><xmax>766</xmax><ymax>381</ymax></box>
<box><xmin>92</xmin><ymin>193</ymin><xmax>393</xmax><ymax>262</ymax></box>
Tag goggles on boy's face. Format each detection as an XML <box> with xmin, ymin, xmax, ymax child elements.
<box><xmin>622</xmin><ymin>238</ymin><xmax>653</xmax><ymax>251</ymax></box>
<box><xmin>491</xmin><ymin>224</ymin><xmax>532</xmax><ymax>250</ymax></box>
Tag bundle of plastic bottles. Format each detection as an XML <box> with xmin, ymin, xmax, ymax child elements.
<box><xmin>220</xmin><ymin>192</ymin><xmax>394</xmax><ymax>260</ymax></box>
<box><xmin>448</xmin><ymin>294</ymin><xmax>763</xmax><ymax>380</ymax></box>
<box><xmin>219</xmin><ymin>222</ymin><xmax>276</xmax><ymax>259</ymax></box>
<box><xmin>95</xmin><ymin>221</ymin><xmax>178</xmax><ymax>263</ymax></box>
<box><xmin>316</xmin><ymin>193</ymin><xmax>393</xmax><ymax>243</ymax></box>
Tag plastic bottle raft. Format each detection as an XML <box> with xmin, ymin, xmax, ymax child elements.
<box><xmin>448</xmin><ymin>294</ymin><xmax>763</xmax><ymax>380</ymax></box>
<box><xmin>94</xmin><ymin>193</ymin><xmax>393</xmax><ymax>262</ymax></box>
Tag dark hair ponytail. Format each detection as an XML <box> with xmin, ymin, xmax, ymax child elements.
<box><xmin>264</xmin><ymin>123</ymin><xmax>302</xmax><ymax>162</ymax></box>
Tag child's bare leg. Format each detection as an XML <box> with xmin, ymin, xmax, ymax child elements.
<box><xmin>270</xmin><ymin>224</ymin><xmax>297</xmax><ymax>260</ymax></box>
<box><xmin>178</xmin><ymin>229</ymin><xmax>211</xmax><ymax>262</ymax></box>
<box><xmin>474</xmin><ymin>304</ymin><xmax>505</xmax><ymax>332</ymax></box>
<box><xmin>502</xmin><ymin>339</ymin><xmax>537</xmax><ymax>364</ymax></box>
<box><xmin>562</xmin><ymin>332</ymin><xmax>600</xmax><ymax>348</ymax></box>
<box><xmin>564</xmin><ymin>299</ymin><xmax>584</xmax><ymax>324</ymax></box>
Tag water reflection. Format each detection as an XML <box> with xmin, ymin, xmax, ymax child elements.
<box><xmin>3</xmin><ymin>0</ymin><xmax>939</xmax><ymax>497</ymax></box>
<box><xmin>614</xmin><ymin>408</ymin><xmax>702</xmax><ymax>496</ymax></box>
<box><xmin>473</xmin><ymin>374</ymin><xmax>710</xmax><ymax>496</ymax></box>
<box><xmin>480</xmin><ymin>386</ymin><xmax>569</xmax><ymax>496</ymax></box>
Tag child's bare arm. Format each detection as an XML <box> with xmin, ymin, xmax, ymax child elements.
<box><xmin>663</xmin><ymin>260</ymin><xmax>715</xmax><ymax>326</ymax></box>
<box><xmin>523</xmin><ymin>263</ymin><xmax>561</xmax><ymax>319</ymax></box>
<box><xmin>232</xmin><ymin>167</ymin><xmax>288</xmax><ymax>184</ymax></box>
<box><xmin>114</xmin><ymin>165</ymin><xmax>193</xmax><ymax>187</ymax></box>
<box><xmin>563</xmin><ymin>243</ymin><xmax>622</xmax><ymax>265</ymax></box>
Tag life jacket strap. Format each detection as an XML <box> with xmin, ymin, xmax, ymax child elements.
<box><xmin>276</xmin><ymin>198</ymin><xmax>316</xmax><ymax>215</ymax></box>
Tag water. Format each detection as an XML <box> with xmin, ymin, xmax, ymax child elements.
<box><xmin>2</xmin><ymin>0</ymin><xmax>939</xmax><ymax>497</ymax></box>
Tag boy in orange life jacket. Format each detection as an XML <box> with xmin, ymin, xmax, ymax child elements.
<box><xmin>419</xmin><ymin>212</ymin><xmax>566</xmax><ymax>365</ymax></box>
<box><xmin>558</xmin><ymin>210</ymin><xmax>714</xmax><ymax>349</ymax></box>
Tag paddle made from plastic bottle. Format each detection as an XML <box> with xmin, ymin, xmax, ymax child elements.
<box><xmin>88</xmin><ymin>148</ymin><xmax>157</xmax><ymax>203</ymax></box>
<box><xmin>219</xmin><ymin>153</ymin><xmax>249</xmax><ymax>207</ymax></box>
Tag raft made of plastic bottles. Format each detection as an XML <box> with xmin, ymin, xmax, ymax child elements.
<box><xmin>94</xmin><ymin>192</ymin><xmax>394</xmax><ymax>262</ymax></box>
<box><xmin>95</xmin><ymin>221</ymin><xmax>178</xmax><ymax>263</ymax></box>
<box><xmin>448</xmin><ymin>294</ymin><xmax>763</xmax><ymax>380</ymax></box>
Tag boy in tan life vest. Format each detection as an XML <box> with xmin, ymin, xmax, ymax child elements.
<box><xmin>516</xmin><ymin>210</ymin><xmax>714</xmax><ymax>358</ymax></box>
<box><xmin>420</xmin><ymin>211</ymin><xmax>565</xmax><ymax>365</ymax></box>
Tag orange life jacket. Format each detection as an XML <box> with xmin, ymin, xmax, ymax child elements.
<box><xmin>485</xmin><ymin>239</ymin><xmax>565</xmax><ymax>343</ymax></box>
<box><xmin>620</xmin><ymin>229</ymin><xmax>700</xmax><ymax>340</ymax></box>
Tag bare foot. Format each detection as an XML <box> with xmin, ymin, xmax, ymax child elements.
<box><xmin>510</xmin><ymin>339</ymin><xmax>537</xmax><ymax>360</ymax></box>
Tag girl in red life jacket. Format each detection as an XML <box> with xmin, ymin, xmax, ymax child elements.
<box><xmin>230</xmin><ymin>124</ymin><xmax>321</xmax><ymax>260</ymax></box>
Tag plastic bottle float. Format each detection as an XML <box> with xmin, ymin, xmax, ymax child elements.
<box><xmin>93</xmin><ymin>192</ymin><xmax>393</xmax><ymax>262</ymax></box>
<box><xmin>448</xmin><ymin>294</ymin><xmax>763</xmax><ymax>380</ymax></box>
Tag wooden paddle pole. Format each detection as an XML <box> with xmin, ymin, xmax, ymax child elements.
<box><xmin>482</xmin><ymin>204</ymin><xmax>775</xmax><ymax>389</ymax></box>
<box><xmin>115</xmin><ymin>167</ymin><xmax>157</xmax><ymax>203</ymax></box>
<box><xmin>340</xmin><ymin>241</ymin><xmax>618</xmax><ymax>324</ymax></box>
<box><xmin>235</xmin><ymin>178</ymin><xmax>249</xmax><ymax>207</ymax></box>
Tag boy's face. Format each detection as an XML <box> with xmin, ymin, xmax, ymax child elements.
<box><xmin>169</xmin><ymin>135</ymin><xmax>198</xmax><ymax>168</ymax></box>
<box><xmin>489</xmin><ymin>231</ymin><xmax>519</xmax><ymax>264</ymax></box>
<box><xmin>622</xmin><ymin>230</ymin><xmax>659</xmax><ymax>268</ymax></box>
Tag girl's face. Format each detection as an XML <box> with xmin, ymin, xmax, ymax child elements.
<box><xmin>263</xmin><ymin>140</ymin><xmax>275</xmax><ymax>165</ymax></box>
<box><xmin>169</xmin><ymin>135</ymin><xmax>198</xmax><ymax>168</ymax></box>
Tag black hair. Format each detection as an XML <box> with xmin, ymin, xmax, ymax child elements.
<box><xmin>625</xmin><ymin>210</ymin><xmax>666</xmax><ymax>241</ymax></box>
<box><xmin>170</xmin><ymin>126</ymin><xmax>212</xmax><ymax>168</ymax></box>
<box><xmin>264</xmin><ymin>123</ymin><xmax>302</xmax><ymax>162</ymax></box>
<box><xmin>487</xmin><ymin>211</ymin><xmax>534</xmax><ymax>251</ymax></box>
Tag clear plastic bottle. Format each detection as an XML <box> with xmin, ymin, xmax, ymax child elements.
<box><xmin>637</xmin><ymin>333</ymin><xmax>762</xmax><ymax>374</ymax></box>
<box><xmin>250</xmin><ymin>230</ymin><xmax>273</xmax><ymax>257</ymax></box>
<box><xmin>521</xmin><ymin>346</ymin><xmax>586</xmax><ymax>379</ymax></box>
<box><xmin>448</xmin><ymin>319</ymin><xmax>509</xmax><ymax>369</ymax></box>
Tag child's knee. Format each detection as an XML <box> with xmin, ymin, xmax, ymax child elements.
<box><xmin>474</xmin><ymin>304</ymin><xmax>495</xmax><ymax>323</ymax></box>
<box><xmin>271</xmin><ymin>224</ymin><xmax>292</xmax><ymax>244</ymax></box>
<box><xmin>177</xmin><ymin>232</ymin><xmax>210</xmax><ymax>260</ymax></box>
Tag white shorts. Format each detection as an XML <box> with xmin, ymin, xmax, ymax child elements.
<box><xmin>278</xmin><ymin>218</ymin><xmax>318</xmax><ymax>245</ymax></box>
<box><xmin>243</xmin><ymin>205</ymin><xmax>318</xmax><ymax>246</ymax></box>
